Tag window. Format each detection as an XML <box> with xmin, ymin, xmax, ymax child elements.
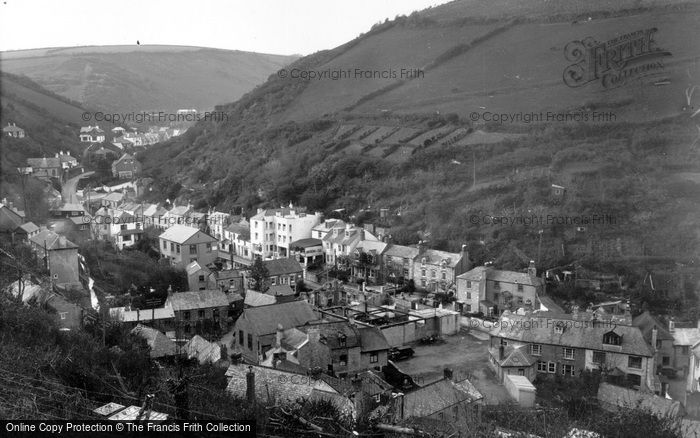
<box><xmin>370</xmin><ymin>353</ymin><xmax>378</xmax><ymax>363</ymax></box>
<box><xmin>531</xmin><ymin>344</ymin><xmax>542</xmax><ymax>356</ymax></box>
<box><xmin>493</xmin><ymin>281</ymin><xmax>500</xmax><ymax>289</ymax></box>
<box><xmin>563</xmin><ymin>348</ymin><xmax>575</xmax><ymax>360</ymax></box>
<box><xmin>628</xmin><ymin>356</ymin><xmax>642</xmax><ymax>369</ymax></box>
<box><xmin>442</xmin><ymin>272</ymin><xmax>446</xmax><ymax>280</ymax></box>
<box><xmin>627</xmin><ymin>373</ymin><xmax>641</xmax><ymax>387</ymax></box>
<box><xmin>163</xmin><ymin>240</ymin><xmax>167</xmax><ymax>249</ymax></box>
<box><xmin>466</xmin><ymin>292</ymin><xmax>472</xmax><ymax>300</ymax></box>
<box><xmin>518</xmin><ymin>369</ymin><xmax>525</xmax><ymax>376</ymax></box>
<box><xmin>339</xmin><ymin>336</ymin><xmax>346</xmax><ymax>347</ymax></box>
<box><xmin>190</xmin><ymin>244</ymin><xmax>197</xmax><ymax>254</ymax></box>
<box><xmin>682</xmin><ymin>346</ymin><xmax>690</xmax><ymax>355</ymax></box>
<box><xmin>656</xmin><ymin>339</ymin><xmax>662</xmax><ymax>349</ymax></box>
<box><xmin>198</xmin><ymin>275</ymin><xmax>205</xmax><ymax>282</ymax></box>
<box><xmin>339</xmin><ymin>354</ymin><xmax>347</xmax><ymax>366</ymax></box>
<box><xmin>239</xmin><ymin>330</ymin><xmax>244</xmax><ymax>345</ymax></box>
<box><xmin>466</xmin><ymin>304</ymin><xmax>472</xmax><ymax>312</ymax></box>
<box><xmin>603</xmin><ymin>331</ymin><xmax>622</xmax><ymax>346</ymax></box>
<box><xmin>548</xmin><ymin>362</ymin><xmax>556</xmax><ymax>373</ymax></box>
<box><xmin>289</xmin><ymin>225</ymin><xmax>292</xmax><ymax>233</ymax></box>
<box><xmin>431</xmin><ymin>270</ymin><xmax>436</xmax><ymax>278</ymax></box>
<box><xmin>198</xmin><ymin>310</ymin><xmax>204</xmax><ymax>318</ymax></box>
<box><xmin>59</xmin><ymin>312</ymin><xmax>67</xmax><ymax>320</ymax></box>
<box><xmin>176</xmin><ymin>244</ymin><xmax>180</xmax><ymax>254</ymax></box>
<box><xmin>247</xmin><ymin>334</ymin><xmax>253</xmax><ymax>350</ymax></box>
<box><xmin>467</xmin><ymin>281</ymin><xmax>472</xmax><ymax>288</ymax></box>
<box><xmin>421</xmin><ymin>279</ymin><xmax>426</xmax><ymax>287</ymax></box>
<box><xmin>206</xmin><ymin>243</ymin><xmax>212</xmax><ymax>253</ymax></box>
<box><xmin>562</xmin><ymin>364</ymin><xmax>575</xmax><ymax>376</ymax></box>
<box><xmin>537</xmin><ymin>361</ymin><xmax>547</xmax><ymax>372</ymax></box>
<box><xmin>120</xmin><ymin>224</ymin><xmax>127</xmax><ymax>230</ymax></box>
<box><xmin>593</xmin><ymin>351</ymin><xmax>606</xmax><ymax>364</ymax></box>
<box><xmin>517</xmin><ymin>283</ymin><xmax>523</xmax><ymax>292</ymax></box>
<box><xmin>183</xmin><ymin>311</ymin><xmax>190</xmax><ymax>320</ymax></box>
<box><xmin>170</xmin><ymin>242</ymin><xmax>175</xmax><ymax>252</ymax></box>
<box><xmin>421</xmin><ymin>269</ymin><xmax>426</xmax><ymax>277</ymax></box>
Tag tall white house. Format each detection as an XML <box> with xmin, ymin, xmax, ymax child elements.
<box><xmin>250</xmin><ymin>205</ymin><xmax>322</xmax><ymax>259</ymax></box>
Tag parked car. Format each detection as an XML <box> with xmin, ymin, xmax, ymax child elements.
<box><xmin>389</xmin><ymin>346</ymin><xmax>415</xmax><ymax>361</ymax></box>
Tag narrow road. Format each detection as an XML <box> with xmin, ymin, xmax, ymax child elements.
<box><xmin>62</xmin><ymin>171</ymin><xmax>94</xmax><ymax>204</ymax></box>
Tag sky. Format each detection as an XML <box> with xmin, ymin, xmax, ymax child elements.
<box><xmin>0</xmin><ymin>0</ymin><xmax>452</xmax><ymax>55</ymax></box>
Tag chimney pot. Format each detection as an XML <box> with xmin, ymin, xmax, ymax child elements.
<box><xmin>246</xmin><ymin>366</ymin><xmax>256</xmax><ymax>405</ymax></box>
<box><xmin>499</xmin><ymin>344</ymin><xmax>504</xmax><ymax>361</ymax></box>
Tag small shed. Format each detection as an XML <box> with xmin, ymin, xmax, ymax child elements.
<box><xmin>504</xmin><ymin>374</ymin><xmax>536</xmax><ymax>408</ymax></box>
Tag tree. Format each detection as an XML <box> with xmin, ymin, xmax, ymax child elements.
<box><xmin>250</xmin><ymin>255</ymin><xmax>269</xmax><ymax>292</ymax></box>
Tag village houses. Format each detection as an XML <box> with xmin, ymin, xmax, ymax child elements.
<box><xmin>158</xmin><ymin>224</ymin><xmax>217</xmax><ymax>268</ymax></box>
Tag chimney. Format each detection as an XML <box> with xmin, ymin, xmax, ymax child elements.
<box><xmin>136</xmin><ymin>308</ymin><xmax>140</xmax><ymax>321</ymax></box>
<box><xmin>246</xmin><ymin>366</ymin><xmax>256</xmax><ymax>405</ymax></box>
<box><xmin>55</xmin><ymin>153</ymin><xmax>59</xmax><ymax>158</ymax></box>
<box><xmin>417</xmin><ymin>240</ymin><xmax>425</xmax><ymax>253</ymax></box>
<box><xmin>276</xmin><ymin>324</ymin><xmax>284</xmax><ymax>348</ymax></box>
<box><xmin>669</xmin><ymin>318</ymin><xmax>675</xmax><ymax>333</ymax></box>
<box><xmin>499</xmin><ymin>345</ymin><xmax>504</xmax><ymax>361</ymax></box>
<box><xmin>652</xmin><ymin>326</ymin><xmax>658</xmax><ymax>351</ymax></box>
<box><xmin>528</xmin><ymin>260</ymin><xmax>537</xmax><ymax>277</ymax></box>
<box><xmin>443</xmin><ymin>368</ymin><xmax>453</xmax><ymax>380</ymax></box>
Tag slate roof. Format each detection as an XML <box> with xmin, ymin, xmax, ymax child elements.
<box><xmin>263</xmin><ymin>257</ymin><xmax>303</xmax><ymax>276</ymax></box>
<box><xmin>400</xmin><ymin>378</ymin><xmax>482</xmax><ymax>419</ymax></box>
<box><xmin>355</xmin><ymin>240</ymin><xmax>388</xmax><ymax>254</ymax></box>
<box><xmin>322</xmin><ymin>227</ymin><xmax>364</xmax><ymax>246</ymax></box>
<box><xmin>358</xmin><ymin>326</ymin><xmax>390</xmax><ymax>352</ymax></box>
<box><xmin>304</xmin><ymin>321</ymin><xmax>361</xmax><ymax>349</ymax></box>
<box><xmin>384</xmin><ymin>244</ymin><xmax>420</xmax><ymax>260</ymax></box>
<box><xmin>490</xmin><ymin>313</ymin><xmax>653</xmax><ymax>357</ymax></box>
<box><xmin>168</xmin><ymin>290</ymin><xmax>228</xmax><ymax>311</ymax></box>
<box><xmin>240</xmin><ymin>301</ymin><xmax>318</xmax><ymax>336</ymax></box>
<box><xmin>416</xmin><ymin>248</ymin><xmax>463</xmax><ymax>268</ymax></box>
<box><xmin>159</xmin><ymin>225</ymin><xmax>215</xmax><ymax>244</ymax></box>
<box><xmin>268</xmin><ymin>284</ymin><xmax>295</xmax><ymax>296</ymax></box>
<box><xmin>185</xmin><ymin>261</ymin><xmax>210</xmax><ymax>276</ymax></box>
<box><xmin>538</xmin><ymin>296</ymin><xmax>565</xmax><ymax>313</ymax></box>
<box><xmin>632</xmin><ymin>311</ymin><xmax>674</xmax><ymax>342</ymax></box>
<box><xmin>244</xmin><ymin>290</ymin><xmax>277</xmax><ymax>307</ymax></box>
<box><xmin>103</xmin><ymin>192</ymin><xmax>124</xmax><ymax>202</ymax></box>
<box><xmin>131</xmin><ymin>324</ymin><xmax>177</xmax><ymax>358</ymax></box>
<box><xmin>110</xmin><ymin>305</ymin><xmax>175</xmax><ymax>322</ymax></box>
<box><xmin>225</xmin><ymin>364</ymin><xmax>353</xmax><ymax>415</ymax></box>
<box><xmin>489</xmin><ymin>345</ymin><xmax>536</xmax><ymax>367</ymax></box>
<box><xmin>289</xmin><ymin>238</ymin><xmax>323</xmax><ymax>248</ymax></box>
<box><xmin>29</xmin><ymin>229</ymin><xmax>78</xmax><ymax>250</ymax></box>
<box><xmin>457</xmin><ymin>266</ymin><xmax>543</xmax><ymax>287</ymax></box>
<box><xmin>0</xmin><ymin>205</ymin><xmax>25</xmax><ymax>231</ymax></box>
<box><xmin>183</xmin><ymin>335</ymin><xmax>221</xmax><ymax>364</ymax></box>
<box><xmin>597</xmin><ymin>382</ymin><xmax>682</xmax><ymax>417</ymax></box>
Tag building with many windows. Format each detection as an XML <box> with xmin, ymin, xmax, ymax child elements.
<box><xmin>412</xmin><ymin>243</ymin><xmax>470</xmax><ymax>293</ymax></box>
<box><xmin>250</xmin><ymin>206</ymin><xmax>322</xmax><ymax>259</ymax></box>
<box><xmin>489</xmin><ymin>312</ymin><xmax>655</xmax><ymax>392</ymax></box>
<box><xmin>158</xmin><ymin>225</ymin><xmax>217</xmax><ymax>268</ymax></box>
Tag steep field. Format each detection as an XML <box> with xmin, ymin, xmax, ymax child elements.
<box><xmin>137</xmin><ymin>0</ymin><xmax>700</xmax><ymax>270</ymax></box>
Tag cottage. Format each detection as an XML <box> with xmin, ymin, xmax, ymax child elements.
<box><xmin>29</xmin><ymin>230</ymin><xmax>80</xmax><ymax>287</ymax></box>
<box><xmin>413</xmin><ymin>243</ymin><xmax>470</xmax><ymax>293</ymax></box>
<box><xmin>489</xmin><ymin>344</ymin><xmax>537</xmax><ymax>383</ymax></box>
<box><xmin>3</xmin><ymin>122</ymin><xmax>25</xmax><ymax>138</ymax></box>
<box><xmin>165</xmin><ymin>289</ymin><xmax>230</xmax><ymax>338</ymax></box>
<box><xmin>260</xmin><ymin>257</ymin><xmax>304</xmax><ymax>291</ymax></box>
<box><xmin>79</xmin><ymin>125</ymin><xmax>105</xmax><ymax>143</ymax></box>
<box><xmin>158</xmin><ymin>225</ymin><xmax>217</xmax><ymax>268</ymax></box>
<box><xmin>632</xmin><ymin>311</ymin><xmax>674</xmax><ymax>375</ymax></box>
<box><xmin>111</xmin><ymin>153</ymin><xmax>142</xmax><ymax>179</ymax></box>
<box><xmin>26</xmin><ymin>157</ymin><xmax>62</xmax><ymax>180</ymax></box>
<box><xmin>186</xmin><ymin>261</ymin><xmax>211</xmax><ymax>291</ymax></box>
<box><xmin>490</xmin><ymin>312</ymin><xmax>655</xmax><ymax>391</ymax></box>
<box><xmin>0</xmin><ymin>204</ymin><xmax>26</xmax><ymax>236</ymax></box>
<box><xmin>45</xmin><ymin>293</ymin><xmax>84</xmax><ymax>331</ymax></box>
<box><xmin>233</xmin><ymin>301</ymin><xmax>319</xmax><ymax>363</ymax></box>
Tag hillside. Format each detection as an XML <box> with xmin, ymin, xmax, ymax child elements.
<box><xmin>135</xmin><ymin>0</ymin><xmax>700</xmax><ymax>275</ymax></box>
<box><xmin>0</xmin><ymin>73</ymin><xmax>91</xmax><ymax>214</ymax></box>
<box><xmin>0</xmin><ymin>45</ymin><xmax>298</xmax><ymax>114</ymax></box>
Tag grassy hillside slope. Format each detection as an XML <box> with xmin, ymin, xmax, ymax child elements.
<box><xmin>0</xmin><ymin>45</ymin><xmax>298</xmax><ymax>114</ymax></box>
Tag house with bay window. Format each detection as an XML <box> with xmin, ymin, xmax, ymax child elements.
<box><xmin>489</xmin><ymin>312</ymin><xmax>655</xmax><ymax>392</ymax></box>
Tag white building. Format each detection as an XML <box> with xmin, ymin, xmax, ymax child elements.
<box><xmin>250</xmin><ymin>205</ymin><xmax>322</xmax><ymax>259</ymax></box>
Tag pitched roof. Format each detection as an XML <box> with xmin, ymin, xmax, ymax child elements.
<box><xmin>457</xmin><ymin>266</ymin><xmax>543</xmax><ymax>287</ymax></box>
<box><xmin>159</xmin><ymin>225</ymin><xmax>215</xmax><ymax>244</ymax></box>
<box><xmin>240</xmin><ymin>301</ymin><xmax>318</xmax><ymax>335</ymax></box>
<box><xmin>267</xmin><ymin>284</ymin><xmax>295</xmax><ymax>296</ymax></box>
<box><xmin>27</xmin><ymin>157</ymin><xmax>61</xmax><ymax>168</ymax></box>
<box><xmin>289</xmin><ymin>238</ymin><xmax>323</xmax><ymax>248</ymax></box>
<box><xmin>225</xmin><ymin>364</ymin><xmax>351</xmax><ymax>412</ymax></box>
<box><xmin>672</xmin><ymin>328</ymin><xmax>700</xmax><ymax>347</ymax></box>
<box><xmin>416</xmin><ymin>248</ymin><xmax>463</xmax><ymax>268</ymax></box>
<box><xmin>244</xmin><ymin>290</ymin><xmax>277</xmax><ymax>307</ymax></box>
<box><xmin>168</xmin><ymin>290</ymin><xmax>228</xmax><ymax>311</ymax></box>
<box><xmin>632</xmin><ymin>311</ymin><xmax>674</xmax><ymax>342</ymax></box>
<box><xmin>384</xmin><ymin>244</ymin><xmax>420</xmax><ymax>260</ymax></box>
<box><xmin>110</xmin><ymin>305</ymin><xmax>175</xmax><ymax>322</ymax></box>
<box><xmin>597</xmin><ymin>382</ymin><xmax>682</xmax><ymax>417</ymax></box>
<box><xmin>263</xmin><ymin>257</ymin><xmax>303</xmax><ymax>276</ymax></box>
<box><xmin>490</xmin><ymin>313</ymin><xmax>653</xmax><ymax>357</ymax></box>
<box><xmin>356</xmin><ymin>240</ymin><xmax>388</xmax><ymax>254</ymax></box>
<box><xmin>400</xmin><ymin>378</ymin><xmax>481</xmax><ymax>419</ymax></box>
<box><xmin>0</xmin><ymin>205</ymin><xmax>25</xmax><ymax>231</ymax></box>
<box><xmin>29</xmin><ymin>229</ymin><xmax>78</xmax><ymax>250</ymax></box>
<box><xmin>489</xmin><ymin>345</ymin><xmax>537</xmax><ymax>367</ymax></box>
<box><xmin>130</xmin><ymin>324</ymin><xmax>177</xmax><ymax>358</ymax></box>
<box><xmin>185</xmin><ymin>261</ymin><xmax>210</xmax><ymax>276</ymax></box>
<box><xmin>183</xmin><ymin>335</ymin><xmax>221</xmax><ymax>364</ymax></box>
<box><xmin>358</xmin><ymin>326</ymin><xmax>390</xmax><ymax>352</ymax></box>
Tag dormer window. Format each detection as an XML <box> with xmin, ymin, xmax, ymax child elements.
<box><xmin>603</xmin><ymin>331</ymin><xmax>622</xmax><ymax>346</ymax></box>
<box><xmin>339</xmin><ymin>335</ymin><xmax>346</xmax><ymax>347</ymax></box>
